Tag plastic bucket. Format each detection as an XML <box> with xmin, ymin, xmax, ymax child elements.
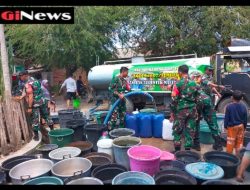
<box><xmin>127</xmin><ymin>145</ymin><xmax>161</xmax><ymax>176</ymax></box>
<box><xmin>73</xmin><ymin>98</ymin><xmax>81</xmax><ymax>109</ymax></box>
<box><xmin>202</xmin><ymin>180</ymin><xmax>236</xmax><ymax>185</ymax></box>
<box><xmin>0</xmin><ymin>170</ymin><xmax>6</xmax><ymax>184</ymax></box>
<box><xmin>112</xmin><ymin>171</ymin><xmax>155</xmax><ymax>185</ymax></box>
<box><xmin>97</xmin><ymin>138</ymin><xmax>114</xmax><ymax>160</ymax></box>
<box><xmin>109</xmin><ymin>128</ymin><xmax>135</xmax><ymax>139</ymax></box>
<box><xmin>66</xmin><ymin>141</ymin><xmax>93</xmax><ymax>156</ymax></box>
<box><xmin>112</xmin><ymin>136</ymin><xmax>141</xmax><ymax>170</ymax></box>
<box><xmin>65</xmin><ymin>119</ymin><xmax>86</xmax><ymax>141</ymax></box>
<box><xmin>160</xmin><ymin>160</ymin><xmax>185</xmax><ymax>171</ymax></box>
<box><xmin>175</xmin><ymin>151</ymin><xmax>201</xmax><ymax>165</ymax></box>
<box><xmin>91</xmin><ymin>164</ymin><xmax>127</xmax><ymax>184</ymax></box>
<box><xmin>154</xmin><ymin>169</ymin><xmax>197</xmax><ymax>185</ymax></box>
<box><xmin>84</xmin><ymin>124</ymin><xmax>108</xmax><ymax>151</ymax></box>
<box><xmin>35</xmin><ymin>144</ymin><xmax>59</xmax><ymax>159</ymax></box>
<box><xmin>83</xmin><ymin>152</ymin><xmax>113</xmax><ymax>170</ymax></box>
<box><xmin>24</xmin><ymin>176</ymin><xmax>64</xmax><ymax>185</ymax></box>
<box><xmin>48</xmin><ymin>128</ymin><xmax>74</xmax><ymax>148</ymax></box>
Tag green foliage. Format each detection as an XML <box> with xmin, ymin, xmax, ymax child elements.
<box><xmin>4</xmin><ymin>6</ymin><xmax>250</xmax><ymax>73</ymax></box>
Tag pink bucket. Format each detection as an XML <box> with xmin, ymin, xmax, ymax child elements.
<box><xmin>127</xmin><ymin>145</ymin><xmax>162</xmax><ymax>176</ymax></box>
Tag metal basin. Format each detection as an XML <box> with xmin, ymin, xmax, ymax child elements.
<box><xmin>49</xmin><ymin>147</ymin><xmax>81</xmax><ymax>161</ymax></box>
<box><xmin>9</xmin><ymin>159</ymin><xmax>54</xmax><ymax>184</ymax></box>
<box><xmin>51</xmin><ymin>157</ymin><xmax>92</xmax><ymax>180</ymax></box>
<box><xmin>66</xmin><ymin>177</ymin><xmax>103</xmax><ymax>185</ymax></box>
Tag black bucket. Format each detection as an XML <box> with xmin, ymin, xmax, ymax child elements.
<box><xmin>0</xmin><ymin>170</ymin><xmax>6</xmax><ymax>184</ymax></box>
<box><xmin>175</xmin><ymin>151</ymin><xmax>201</xmax><ymax>165</ymax></box>
<box><xmin>66</xmin><ymin>119</ymin><xmax>86</xmax><ymax>141</ymax></box>
<box><xmin>1</xmin><ymin>155</ymin><xmax>37</xmax><ymax>182</ymax></box>
<box><xmin>203</xmin><ymin>151</ymin><xmax>240</xmax><ymax>179</ymax></box>
<box><xmin>244</xmin><ymin>131</ymin><xmax>250</xmax><ymax>147</ymax></box>
<box><xmin>34</xmin><ymin>144</ymin><xmax>59</xmax><ymax>159</ymax></box>
<box><xmin>91</xmin><ymin>164</ymin><xmax>127</xmax><ymax>184</ymax></box>
<box><xmin>84</xmin><ymin>124</ymin><xmax>108</xmax><ymax>151</ymax></box>
<box><xmin>154</xmin><ymin>169</ymin><xmax>197</xmax><ymax>185</ymax></box>
<box><xmin>160</xmin><ymin>160</ymin><xmax>185</xmax><ymax>171</ymax></box>
<box><xmin>202</xmin><ymin>180</ymin><xmax>236</xmax><ymax>185</ymax></box>
<box><xmin>66</xmin><ymin>141</ymin><xmax>93</xmax><ymax>156</ymax></box>
<box><xmin>83</xmin><ymin>152</ymin><xmax>112</xmax><ymax>170</ymax></box>
<box><xmin>239</xmin><ymin>148</ymin><xmax>250</xmax><ymax>172</ymax></box>
<box><xmin>109</xmin><ymin>128</ymin><xmax>135</xmax><ymax>139</ymax></box>
<box><xmin>58</xmin><ymin>109</ymin><xmax>83</xmax><ymax>128</ymax></box>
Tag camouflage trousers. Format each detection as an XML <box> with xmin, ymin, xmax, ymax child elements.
<box><xmin>31</xmin><ymin>102</ymin><xmax>53</xmax><ymax>132</ymax></box>
<box><xmin>107</xmin><ymin>101</ymin><xmax>126</xmax><ymax>130</ymax></box>
<box><xmin>172</xmin><ymin>107</ymin><xmax>197</xmax><ymax>149</ymax></box>
<box><xmin>193</xmin><ymin>97</ymin><xmax>220</xmax><ymax>146</ymax></box>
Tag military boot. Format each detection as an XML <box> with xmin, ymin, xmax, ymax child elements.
<box><xmin>212</xmin><ymin>135</ymin><xmax>223</xmax><ymax>151</ymax></box>
<box><xmin>33</xmin><ymin>131</ymin><xmax>39</xmax><ymax>141</ymax></box>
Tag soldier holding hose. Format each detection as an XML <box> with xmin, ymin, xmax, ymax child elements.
<box><xmin>108</xmin><ymin>67</ymin><xmax>130</xmax><ymax>130</ymax></box>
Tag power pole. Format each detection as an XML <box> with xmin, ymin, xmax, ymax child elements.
<box><xmin>0</xmin><ymin>24</ymin><xmax>11</xmax><ymax>97</ymax></box>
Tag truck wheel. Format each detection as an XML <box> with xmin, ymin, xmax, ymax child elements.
<box><xmin>217</xmin><ymin>97</ymin><xmax>250</xmax><ymax>119</ymax></box>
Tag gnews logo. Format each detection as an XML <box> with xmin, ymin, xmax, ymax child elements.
<box><xmin>0</xmin><ymin>7</ymin><xmax>74</xmax><ymax>24</ymax></box>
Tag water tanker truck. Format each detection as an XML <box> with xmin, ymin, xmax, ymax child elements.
<box><xmin>88</xmin><ymin>54</ymin><xmax>210</xmax><ymax>115</ymax></box>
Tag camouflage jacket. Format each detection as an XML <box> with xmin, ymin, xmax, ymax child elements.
<box><xmin>201</xmin><ymin>73</ymin><xmax>213</xmax><ymax>97</ymax></box>
<box><xmin>109</xmin><ymin>76</ymin><xmax>128</xmax><ymax>103</ymax></box>
<box><xmin>170</xmin><ymin>77</ymin><xmax>199</xmax><ymax>112</ymax></box>
<box><xmin>25</xmin><ymin>77</ymin><xmax>44</xmax><ymax>107</ymax></box>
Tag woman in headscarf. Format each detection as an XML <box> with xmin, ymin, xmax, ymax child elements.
<box><xmin>41</xmin><ymin>80</ymin><xmax>56</xmax><ymax>113</ymax></box>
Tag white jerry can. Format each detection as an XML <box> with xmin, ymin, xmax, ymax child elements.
<box><xmin>162</xmin><ymin>119</ymin><xmax>174</xmax><ymax>140</ymax></box>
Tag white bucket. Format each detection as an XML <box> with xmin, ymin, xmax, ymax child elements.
<box><xmin>162</xmin><ymin>119</ymin><xmax>174</xmax><ymax>140</ymax></box>
<box><xmin>97</xmin><ymin>139</ymin><xmax>114</xmax><ymax>161</ymax></box>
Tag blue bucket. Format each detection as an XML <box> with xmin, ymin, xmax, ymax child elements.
<box><xmin>112</xmin><ymin>171</ymin><xmax>155</xmax><ymax>185</ymax></box>
<box><xmin>24</xmin><ymin>176</ymin><xmax>64</xmax><ymax>185</ymax></box>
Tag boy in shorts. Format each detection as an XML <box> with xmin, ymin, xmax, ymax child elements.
<box><xmin>224</xmin><ymin>90</ymin><xmax>248</xmax><ymax>157</ymax></box>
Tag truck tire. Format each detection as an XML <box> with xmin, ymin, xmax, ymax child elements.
<box><xmin>217</xmin><ymin>97</ymin><xmax>250</xmax><ymax>120</ymax></box>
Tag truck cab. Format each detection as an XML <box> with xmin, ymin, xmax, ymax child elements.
<box><xmin>214</xmin><ymin>39</ymin><xmax>250</xmax><ymax>119</ymax></box>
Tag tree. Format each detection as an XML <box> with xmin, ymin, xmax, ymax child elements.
<box><xmin>0</xmin><ymin>24</ymin><xmax>11</xmax><ymax>97</ymax></box>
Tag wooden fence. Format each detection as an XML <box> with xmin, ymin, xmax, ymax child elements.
<box><xmin>0</xmin><ymin>98</ymin><xmax>32</xmax><ymax>156</ymax></box>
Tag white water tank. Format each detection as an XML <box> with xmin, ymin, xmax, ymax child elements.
<box><xmin>131</xmin><ymin>56</ymin><xmax>145</xmax><ymax>63</ymax></box>
<box><xmin>162</xmin><ymin>119</ymin><xmax>174</xmax><ymax>140</ymax></box>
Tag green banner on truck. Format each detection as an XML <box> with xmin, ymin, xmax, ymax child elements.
<box><xmin>112</xmin><ymin>57</ymin><xmax>210</xmax><ymax>93</ymax></box>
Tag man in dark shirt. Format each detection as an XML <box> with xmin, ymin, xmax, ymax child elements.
<box><xmin>76</xmin><ymin>76</ymin><xmax>85</xmax><ymax>96</ymax></box>
<box><xmin>224</xmin><ymin>90</ymin><xmax>248</xmax><ymax>157</ymax></box>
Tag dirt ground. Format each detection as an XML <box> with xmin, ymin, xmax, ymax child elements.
<box><xmin>51</xmin><ymin>96</ymin><xmax>250</xmax><ymax>184</ymax></box>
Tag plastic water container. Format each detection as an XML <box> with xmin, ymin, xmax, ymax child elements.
<box><xmin>127</xmin><ymin>145</ymin><xmax>161</xmax><ymax>176</ymax></box>
<box><xmin>152</xmin><ymin>114</ymin><xmax>164</xmax><ymax>138</ymax></box>
<box><xmin>97</xmin><ymin>139</ymin><xmax>114</xmax><ymax>161</ymax></box>
<box><xmin>125</xmin><ymin>114</ymin><xmax>139</xmax><ymax>137</ymax></box>
<box><xmin>137</xmin><ymin>113</ymin><xmax>152</xmax><ymax>138</ymax></box>
<box><xmin>162</xmin><ymin>119</ymin><xmax>174</xmax><ymax>140</ymax></box>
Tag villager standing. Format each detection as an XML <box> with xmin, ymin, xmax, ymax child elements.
<box><xmin>59</xmin><ymin>73</ymin><xmax>78</xmax><ymax>109</ymax></box>
<box><xmin>224</xmin><ymin>90</ymin><xmax>247</xmax><ymax>157</ymax></box>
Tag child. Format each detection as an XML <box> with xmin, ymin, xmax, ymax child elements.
<box><xmin>224</xmin><ymin>90</ymin><xmax>248</xmax><ymax>157</ymax></box>
<box><xmin>237</xmin><ymin>142</ymin><xmax>250</xmax><ymax>182</ymax></box>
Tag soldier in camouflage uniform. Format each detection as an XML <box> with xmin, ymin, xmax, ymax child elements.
<box><xmin>17</xmin><ymin>71</ymin><xmax>53</xmax><ymax>141</ymax></box>
<box><xmin>107</xmin><ymin>67</ymin><xmax>130</xmax><ymax>130</ymax></box>
<box><xmin>190</xmin><ymin>71</ymin><xmax>223</xmax><ymax>151</ymax></box>
<box><xmin>190</xmin><ymin>66</ymin><xmax>226</xmax><ymax>151</ymax></box>
<box><xmin>169</xmin><ymin>65</ymin><xmax>199</xmax><ymax>151</ymax></box>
